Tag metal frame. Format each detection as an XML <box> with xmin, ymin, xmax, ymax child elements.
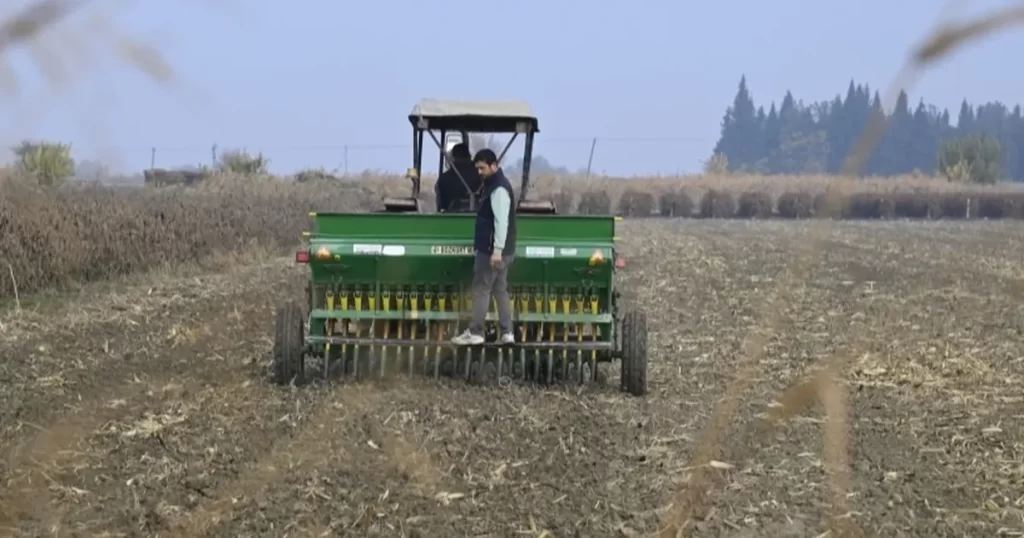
<box><xmin>407</xmin><ymin>101</ymin><xmax>540</xmax><ymax>210</ymax></box>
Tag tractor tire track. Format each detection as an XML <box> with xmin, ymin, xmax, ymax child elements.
<box><xmin>176</xmin><ymin>385</ymin><xmax>390</xmax><ymax>538</ymax></box>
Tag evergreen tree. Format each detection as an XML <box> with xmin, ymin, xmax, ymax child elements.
<box><xmin>873</xmin><ymin>90</ymin><xmax>912</xmax><ymax>175</ymax></box>
<box><xmin>754</xmin><ymin>106</ymin><xmax>768</xmax><ymax>164</ymax></box>
<box><xmin>708</xmin><ymin>76</ymin><xmax>1024</xmax><ymax>181</ymax></box>
<box><xmin>712</xmin><ymin>75</ymin><xmax>763</xmax><ymax>171</ymax></box>
<box><xmin>957</xmin><ymin>100</ymin><xmax>974</xmax><ymax>134</ymax></box>
<box><xmin>863</xmin><ymin>91</ymin><xmax>886</xmax><ymax>174</ymax></box>
<box><xmin>1010</xmin><ymin>106</ymin><xmax>1024</xmax><ymax>179</ymax></box>
<box><xmin>759</xmin><ymin>103</ymin><xmax>781</xmax><ymax>173</ymax></box>
<box><xmin>825</xmin><ymin>92</ymin><xmax>849</xmax><ymax>173</ymax></box>
<box><xmin>909</xmin><ymin>100</ymin><xmax>938</xmax><ymax>173</ymax></box>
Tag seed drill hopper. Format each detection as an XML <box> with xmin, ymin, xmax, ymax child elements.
<box><xmin>272</xmin><ymin>98</ymin><xmax>648</xmax><ymax>395</ymax></box>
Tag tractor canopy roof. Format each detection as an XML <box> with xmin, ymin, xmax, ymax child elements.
<box><xmin>408</xmin><ymin>98</ymin><xmax>539</xmax><ymax>134</ymax></box>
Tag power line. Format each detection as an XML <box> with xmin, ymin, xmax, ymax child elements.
<box><xmin>1</xmin><ymin>135</ymin><xmax>712</xmax><ymax>154</ymax></box>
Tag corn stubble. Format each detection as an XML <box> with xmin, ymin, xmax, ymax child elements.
<box><xmin>659</xmin><ymin>2</ymin><xmax>1024</xmax><ymax>536</ymax></box>
<box><xmin>3</xmin><ymin>1</ymin><xmax>1024</xmax><ymax>536</ymax></box>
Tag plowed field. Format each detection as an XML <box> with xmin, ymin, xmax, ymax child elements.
<box><xmin>2</xmin><ymin>220</ymin><xmax>1023</xmax><ymax>537</ymax></box>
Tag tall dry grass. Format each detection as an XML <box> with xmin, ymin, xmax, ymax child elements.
<box><xmin>0</xmin><ymin>171</ymin><xmax>379</xmax><ymax>300</ymax></box>
<box><xmin>3</xmin><ymin>169</ymin><xmax>1024</xmax><ymax>302</ymax></box>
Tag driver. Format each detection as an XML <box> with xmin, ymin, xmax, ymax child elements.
<box><xmin>435</xmin><ymin>142</ymin><xmax>482</xmax><ymax>212</ymax></box>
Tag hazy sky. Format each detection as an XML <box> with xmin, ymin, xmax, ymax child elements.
<box><xmin>3</xmin><ymin>0</ymin><xmax>1024</xmax><ymax>176</ymax></box>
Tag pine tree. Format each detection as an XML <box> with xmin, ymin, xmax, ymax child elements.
<box><xmin>825</xmin><ymin>93</ymin><xmax>848</xmax><ymax>172</ymax></box>
<box><xmin>712</xmin><ymin>75</ymin><xmax>762</xmax><ymax>171</ymax></box>
<box><xmin>754</xmin><ymin>106</ymin><xmax>768</xmax><ymax>163</ymax></box>
<box><xmin>709</xmin><ymin>75</ymin><xmax>1024</xmax><ymax>180</ymax></box>
<box><xmin>863</xmin><ymin>91</ymin><xmax>886</xmax><ymax>175</ymax></box>
<box><xmin>761</xmin><ymin>103</ymin><xmax>781</xmax><ymax>172</ymax></box>
<box><xmin>957</xmin><ymin>100</ymin><xmax>974</xmax><ymax>134</ymax></box>
<box><xmin>909</xmin><ymin>100</ymin><xmax>937</xmax><ymax>172</ymax></box>
<box><xmin>875</xmin><ymin>90</ymin><xmax>912</xmax><ymax>175</ymax></box>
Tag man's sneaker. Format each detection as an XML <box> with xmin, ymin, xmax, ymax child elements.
<box><xmin>451</xmin><ymin>330</ymin><xmax>485</xmax><ymax>346</ymax></box>
<box><xmin>499</xmin><ymin>333</ymin><xmax>515</xmax><ymax>345</ymax></box>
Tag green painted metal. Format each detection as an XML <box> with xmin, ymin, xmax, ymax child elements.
<box><xmin>301</xmin><ymin>211</ymin><xmax>621</xmax><ymax>352</ymax></box>
<box><xmin>308</xmin><ymin>309</ymin><xmax>613</xmax><ymax>324</ymax></box>
<box><xmin>307</xmin><ymin>240</ymin><xmax>613</xmax><ymax>287</ymax></box>
<box><xmin>304</xmin><ymin>213</ymin><xmax>617</xmax><ymax>289</ymax></box>
<box><xmin>310</xmin><ymin>212</ymin><xmax>615</xmax><ymax>241</ymax></box>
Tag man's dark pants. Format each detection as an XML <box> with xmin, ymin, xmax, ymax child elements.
<box><xmin>468</xmin><ymin>251</ymin><xmax>515</xmax><ymax>336</ymax></box>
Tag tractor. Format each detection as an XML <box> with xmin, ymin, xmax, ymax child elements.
<box><xmin>273</xmin><ymin>98</ymin><xmax>648</xmax><ymax>395</ymax></box>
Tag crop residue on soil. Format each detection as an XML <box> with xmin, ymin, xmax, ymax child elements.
<box><xmin>1</xmin><ymin>220</ymin><xmax>1023</xmax><ymax>537</ymax></box>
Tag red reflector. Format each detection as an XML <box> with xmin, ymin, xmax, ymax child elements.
<box><xmin>615</xmin><ymin>258</ymin><xmax>626</xmax><ymax>268</ymax></box>
<box><xmin>295</xmin><ymin>250</ymin><xmax>310</xmax><ymax>263</ymax></box>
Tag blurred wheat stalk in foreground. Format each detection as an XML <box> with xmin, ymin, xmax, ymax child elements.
<box><xmin>659</xmin><ymin>2</ymin><xmax>1024</xmax><ymax>537</ymax></box>
<box><xmin>0</xmin><ymin>0</ymin><xmax>175</xmax><ymax>106</ymax></box>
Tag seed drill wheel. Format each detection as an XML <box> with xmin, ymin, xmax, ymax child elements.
<box><xmin>620</xmin><ymin>310</ymin><xmax>648</xmax><ymax>396</ymax></box>
<box><xmin>273</xmin><ymin>301</ymin><xmax>306</xmax><ymax>385</ymax></box>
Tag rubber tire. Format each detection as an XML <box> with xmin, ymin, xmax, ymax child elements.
<box><xmin>273</xmin><ymin>301</ymin><xmax>306</xmax><ymax>385</ymax></box>
<box><xmin>620</xmin><ymin>310</ymin><xmax>648</xmax><ymax>396</ymax></box>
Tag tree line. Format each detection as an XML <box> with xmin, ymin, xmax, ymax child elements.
<box><xmin>712</xmin><ymin>76</ymin><xmax>1023</xmax><ymax>182</ymax></box>
<box><xmin>6</xmin><ymin>135</ymin><xmax>574</xmax><ymax>187</ymax></box>
<box><xmin>4</xmin><ymin>141</ymin><xmax>275</xmax><ymax>186</ymax></box>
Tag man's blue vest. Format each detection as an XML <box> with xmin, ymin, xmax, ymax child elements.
<box><xmin>474</xmin><ymin>169</ymin><xmax>517</xmax><ymax>256</ymax></box>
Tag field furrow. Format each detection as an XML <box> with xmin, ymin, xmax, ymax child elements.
<box><xmin>0</xmin><ymin>219</ymin><xmax>1022</xmax><ymax>537</ymax></box>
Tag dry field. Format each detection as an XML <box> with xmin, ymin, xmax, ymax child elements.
<box><xmin>1</xmin><ymin>216</ymin><xmax>1023</xmax><ymax>537</ymax></box>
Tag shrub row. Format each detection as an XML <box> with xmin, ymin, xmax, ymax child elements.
<box><xmin>584</xmin><ymin>188</ymin><xmax>1024</xmax><ymax>220</ymax></box>
<box><xmin>3</xmin><ymin>174</ymin><xmax>1024</xmax><ymax>301</ymax></box>
<box><xmin>0</xmin><ymin>176</ymin><xmax>377</xmax><ymax>301</ymax></box>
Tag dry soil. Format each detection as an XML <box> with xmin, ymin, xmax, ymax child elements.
<box><xmin>1</xmin><ymin>220</ymin><xmax>1023</xmax><ymax>537</ymax></box>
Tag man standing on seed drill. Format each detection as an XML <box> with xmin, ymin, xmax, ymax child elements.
<box><xmin>451</xmin><ymin>148</ymin><xmax>517</xmax><ymax>346</ymax></box>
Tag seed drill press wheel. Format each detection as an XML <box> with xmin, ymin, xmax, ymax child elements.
<box><xmin>273</xmin><ymin>301</ymin><xmax>306</xmax><ymax>385</ymax></box>
<box><xmin>620</xmin><ymin>310</ymin><xmax>648</xmax><ymax>396</ymax></box>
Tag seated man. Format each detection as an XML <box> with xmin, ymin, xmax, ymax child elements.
<box><xmin>435</xmin><ymin>143</ymin><xmax>482</xmax><ymax>212</ymax></box>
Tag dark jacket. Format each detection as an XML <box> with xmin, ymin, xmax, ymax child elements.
<box><xmin>435</xmin><ymin>160</ymin><xmax>481</xmax><ymax>212</ymax></box>
<box><xmin>474</xmin><ymin>168</ymin><xmax>517</xmax><ymax>256</ymax></box>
